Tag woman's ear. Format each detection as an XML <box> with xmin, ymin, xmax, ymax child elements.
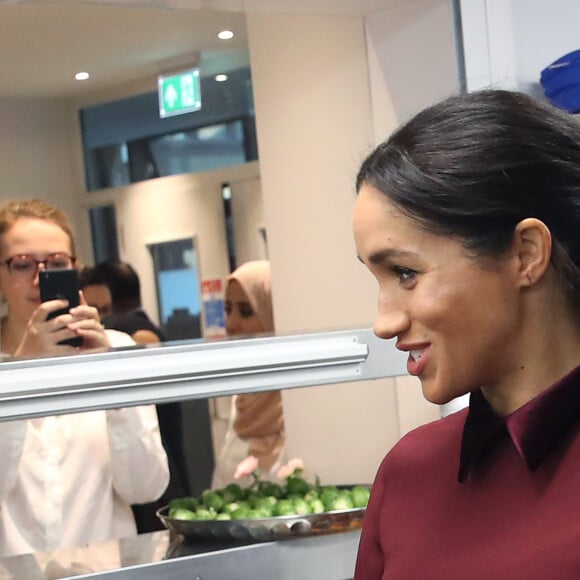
<box><xmin>512</xmin><ymin>218</ymin><xmax>552</xmax><ymax>287</ymax></box>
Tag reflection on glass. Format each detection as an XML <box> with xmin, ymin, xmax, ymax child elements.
<box><xmin>149</xmin><ymin>238</ymin><xmax>202</xmax><ymax>341</ymax></box>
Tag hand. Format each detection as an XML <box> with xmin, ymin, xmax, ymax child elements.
<box><xmin>13</xmin><ymin>292</ymin><xmax>111</xmax><ymax>357</ymax></box>
<box><xmin>67</xmin><ymin>291</ymin><xmax>111</xmax><ymax>350</ymax></box>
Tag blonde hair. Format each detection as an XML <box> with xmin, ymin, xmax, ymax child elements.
<box><xmin>0</xmin><ymin>199</ymin><xmax>77</xmax><ymax>256</ymax></box>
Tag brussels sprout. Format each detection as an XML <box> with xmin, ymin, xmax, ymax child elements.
<box><xmin>230</xmin><ymin>506</ymin><xmax>251</xmax><ymax>520</ymax></box>
<box><xmin>274</xmin><ymin>499</ymin><xmax>296</xmax><ymax>516</ymax></box>
<box><xmin>253</xmin><ymin>504</ymin><xmax>273</xmax><ymax>518</ymax></box>
<box><xmin>286</xmin><ymin>475</ymin><xmax>310</xmax><ymax>496</ymax></box>
<box><xmin>320</xmin><ymin>487</ymin><xmax>340</xmax><ymax>511</ymax></box>
<box><xmin>220</xmin><ymin>488</ymin><xmax>238</xmax><ymax>504</ymax></box>
<box><xmin>195</xmin><ymin>508</ymin><xmax>216</xmax><ymax>520</ymax></box>
<box><xmin>223</xmin><ymin>501</ymin><xmax>249</xmax><ymax>515</ymax></box>
<box><xmin>201</xmin><ymin>491</ymin><xmax>224</xmax><ymax>512</ymax></box>
<box><xmin>246</xmin><ymin>491</ymin><xmax>266</xmax><ymax>509</ymax></box>
<box><xmin>303</xmin><ymin>489</ymin><xmax>319</xmax><ymax>503</ymax></box>
<box><xmin>244</xmin><ymin>509</ymin><xmax>262</xmax><ymax>519</ymax></box>
<box><xmin>291</xmin><ymin>497</ymin><xmax>311</xmax><ymax>515</ymax></box>
<box><xmin>169</xmin><ymin>496</ymin><xmax>198</xmax><ymax>512</ymax></box>
<box><xmin>169</xmin><ymin>507</ymin><xmax>197</xmax><ymax>520</ymax></box>
<box><xmin>308</xmin><ymin>498</ymin><xmax>325</xmax><ymax>514</ymax></box>
<box><xmin>258</xmin><ymin>481</ymin><xmax>284</xmax><ymax>499</ymax></box>
<box><xmin>350</xmin><ymin>485</ymin><xmax>371</xmax><ymax>508</ymax></box>
<box><xmin>328</xmin><ymin>492</ymin><xmax>354</xmax><ymax>511</ymax></box>
<box><xmin>224</xmin><ymin>483</ymin><xmax>244</xmax><ymax>500</ymax></box>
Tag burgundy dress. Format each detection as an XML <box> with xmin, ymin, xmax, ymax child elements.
<box><xmin>355</xmin><ymin>366</ymin><xmax>580</xmax><ymax>579</ymax></box>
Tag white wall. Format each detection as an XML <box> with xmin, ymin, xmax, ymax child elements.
<box><xmin>365</xmin><ymin>0</ymin><xmax>458</xmax><ymax>433</ymax></box>
<box><xmin>460</xmin><ymin>0</ymin><xmax>580</xmax><ymax>93</ymax></box>
<box><xmin>247</xmin><ymin>3</ymin><xmax>456</xmax><ymax>484</ymax></box>
<box><xmin>247</xmin><ymin>12</ymin><xmax>399</xmax><ymax>485</ymax></box>
<box><xmin>366</xmin><ymin>0</ymin><xmax>459</xmax><ymax>141</ymax></box>
<box><xmin>0</xmin><ymin>98</ymin><xmax>84</xmax><ymax>254</ymax></box>
<box><xmin>81</xmin><ymin>162</ymin><xmax>261</xmax><ymax>327</ymax></box>
<box><xmin>230</xmin><ymin>176</ymin><xmax>267</xmax><ymax>264</ymax></box>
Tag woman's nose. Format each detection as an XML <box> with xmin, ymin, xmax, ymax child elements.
<box><xmin>32</xmin><ymin>264</ymin><xmax>46</xmax><ymax>286</ymax></box>
<box><xmin>226</xmin><ymin>312</ymin><xmax>241</xmax><ymax>336</ymax></box>
<box><xmin>373</xmin><ymin>300</ymin><xmax>410</xmax><ymax>340</ymax></box>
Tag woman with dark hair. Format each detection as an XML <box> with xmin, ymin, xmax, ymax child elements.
<box><xmin>353</xmin><ymin>90</ymin><xmax>580</xmax><ymax>578</ymax></box>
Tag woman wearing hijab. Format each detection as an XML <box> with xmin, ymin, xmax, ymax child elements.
<box><xmin>212</xmin><ymin>260</ymin><xmax>286</xmax><ymax>488</ymax></box>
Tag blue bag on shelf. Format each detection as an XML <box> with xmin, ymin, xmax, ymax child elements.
<box><xmin>540</xmin><ymin>50</ymin><xmax>580</xmax><ymax>113</ymax></box>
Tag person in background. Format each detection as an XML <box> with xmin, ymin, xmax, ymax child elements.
<box><xmin>78</xmin><ymin>265</ymin><xmax>113</xmax><ymax>320</ymax></box>
<box><xmin>93</xmin><ymin>258</ymin><xmax>189</xmax><ymax>532</ymax></box>
<box><xmin>353</xmin><ymin>90</ymin><xmax>580</xmax><ymax>578</ymax></box>
<box><xmin>95</xmin><ymin>260</ymin><xmax>165</xmax><ymax>345</ymax></box>
<box><xmin>0</xmin><ymin>199</ymin><xmax>169</xmax><ymax>557</ymax></box>
<box><xmin>212</xmin><ymin>260</ymin><xmax>286</xmax><ymax>488</ymax></box>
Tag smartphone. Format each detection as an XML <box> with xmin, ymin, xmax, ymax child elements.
<box><xmin>39</xmin><ymin>268</ymin><xmax>83</xmax><ymax>347</ymax></box>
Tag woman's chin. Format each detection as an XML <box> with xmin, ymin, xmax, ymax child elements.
<box><xmin>420</xmin><ymin>383</ymin><xmax>456</xmax><ymax>406</ymax></box>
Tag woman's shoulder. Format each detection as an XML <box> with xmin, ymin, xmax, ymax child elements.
<box><xmin>379</xmin><ymin>409</ymin><xmax>468</xmax><ymax>473</ymax></box>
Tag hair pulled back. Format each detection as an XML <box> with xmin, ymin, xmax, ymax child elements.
<box><xmin>356</xmin><ymin>89</ymin><xmax>580</xmax><ymax>304</ymax></box>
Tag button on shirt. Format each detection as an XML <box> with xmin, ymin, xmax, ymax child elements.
<box><xmin>355</xmin><ymin>366</ymin><xmax>580</xmax><ymax>579</ymax></box>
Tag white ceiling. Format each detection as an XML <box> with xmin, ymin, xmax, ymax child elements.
<box><xmin>0</xmin><ymin>3</ymin><xmax>249</xmax><ymax>98</ymax></box>
<box><xmin>0</xmin><ymin>0</ymin><xmax>388</xmax><ymax>99</ymax></box>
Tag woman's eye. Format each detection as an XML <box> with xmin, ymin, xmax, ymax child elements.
<box><xmin>239</xmin><ymin>305</ymin><xmax>255</xmax><ymax>318</ymax></box>
<box><xmin>392</xmin><ymin>266</ymin><xmax>417</xmax><ymax>284</ymax></box>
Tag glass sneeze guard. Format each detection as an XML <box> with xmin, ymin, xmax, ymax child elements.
<box><xmin>0</xmin><ymin>328</ymin><xmax>406</xmax><ymax>421</ymax></box>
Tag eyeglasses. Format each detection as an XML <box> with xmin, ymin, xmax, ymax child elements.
<box><xmin>0</xmin><ymin>253</ymin><xmax>76</xmax><ymax>280</ymax></box>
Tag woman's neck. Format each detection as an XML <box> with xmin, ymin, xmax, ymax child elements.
<box><xmin>0</xmin><ymin>316</ymin><xmax>25</xmax><ymax>356</ymax></box>
<box><xmin>482</xmin><ymin>289</ymin><xmax>580</xmax><ymax>416</ymax></box>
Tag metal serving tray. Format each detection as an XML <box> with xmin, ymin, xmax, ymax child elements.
<box><xmin>156</xmin><ymin>505</ymin><xmax>366</xmax><ymax>543</ymax></box>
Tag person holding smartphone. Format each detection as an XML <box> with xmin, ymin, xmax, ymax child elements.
<box><xmin>0</xmin><ymin>198</ymin><xmax>169</xmax><ymax>557</ymax></box>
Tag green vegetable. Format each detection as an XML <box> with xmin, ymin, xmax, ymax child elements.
<box><xmin>308</xmin><ymin>498</ymin><xmax>325</xmax><ymax>514</ymax></box>
<box><xmin>291</xmin><ymin>497</ymin><xmax>311</xmax><ymax>515</ymax></box>
<box><xmin>195</xmin><ymin>508</ymin><xmax>217</xmax><ymax>520</ymax></box>
<box><xmin>221</xmin><ymin>483</ymin><xmax>244</xmax><ymax>503</ymax></box>
<box><xmin>286</xmin><ymin>475</ymin><xmax>310</xmax><ymax>496</ymax></box>
<box><xmin>327</xmin><ymin>492</ymin><xmax>354</xmax><ymax>511</ymax></box>
<box><xmin>258</xmin><ymin>481</ymin><xmax>284</xmax><ymax>499</ymax></box>
<box><xmin>223</xmin><ymin>500</ymin><xmax>249</xmax><ymax>515</ymax></box>
<box><xmin>166</xmin><ymin>476</ymin><xmax>369</xmax><ymax>523</ymax></box>
<box><xmin>169</xmin><ymin>496</ymin><xmax>198</xmax><ymax>512</ymax></box>
<box><xmin>274</xmin><ymin>499</ymin><xmax>295</xmax><ymax>516</ymax></box>
<box><xmin>320</xmin><ymin>487</ymin><xmax>340</xmax><ymax>511</ymax></box>
<box><xmin>170</xmin><ymin>507</ymin><xmax>197</xmax><ymax>520</ymax></box>
<box><xmin>350</xmin><ymin>485</ymin><xmax>371</xmax><ymax>508</ymax></box>
<box><xmin>230</xmin><ymin>506</ymin><xmax>251</xmax><ymax>519</ymax></box>
<box><xmin>201</xmin><ymin>491</ymin><xmax>224</xmax><ymax>512</ymax></box>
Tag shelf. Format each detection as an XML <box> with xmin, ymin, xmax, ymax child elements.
<box><xmin>0</xmin><ymin>327</ymin><xmax>406</xmax><ymax>421</ymax></box>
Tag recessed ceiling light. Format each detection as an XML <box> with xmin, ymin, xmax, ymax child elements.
<box><xmin>75</xmin><ymin>71</ymin><xmax>90</xmax><ymax>81</ymax></box>
<box><xmin>215</xmin><ymin>74</ymin><xmax>228</xmax><ymax>82</ymax></box>
<box><xmin>218</xmin><ymin>30</ymin><xmax>234</xmax><ymax>40</ymax></box>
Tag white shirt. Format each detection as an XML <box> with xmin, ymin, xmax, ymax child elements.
<box><xmin>0</xmin><ymin>330</ymin><xmax>170</xmax><ymax>557</ymax></box>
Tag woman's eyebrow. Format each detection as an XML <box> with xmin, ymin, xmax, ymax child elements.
<box><xmin>358</xmin><ymin>248</ymin><xmax>418</xmax><ymax>265</ymax></box>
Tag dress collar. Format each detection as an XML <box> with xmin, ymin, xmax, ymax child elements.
<box><xmin>458</xmin><ymin>365</ymin><xmax>580</xmax><ymax>483</ymax></box>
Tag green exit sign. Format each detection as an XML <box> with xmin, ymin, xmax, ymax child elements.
<box><xmin>158</xmin><ymin>68</ymin><xmax>201</xmax><ymax>118</ymax></box>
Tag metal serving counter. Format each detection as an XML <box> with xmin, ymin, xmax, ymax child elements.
<box><xmin>0</xmin><ymin>529</ymin><xmax>361</xmax><ymax>579</ymax></box>
<box><xmin>0</xmin><ymin>328</ymin><xmax>403</xmax><ymax>578</ymax></box>
<box><xmin>0</xmin><ymin>327</ymin><xmax>406</xmax><ymax>421</ymax></box>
